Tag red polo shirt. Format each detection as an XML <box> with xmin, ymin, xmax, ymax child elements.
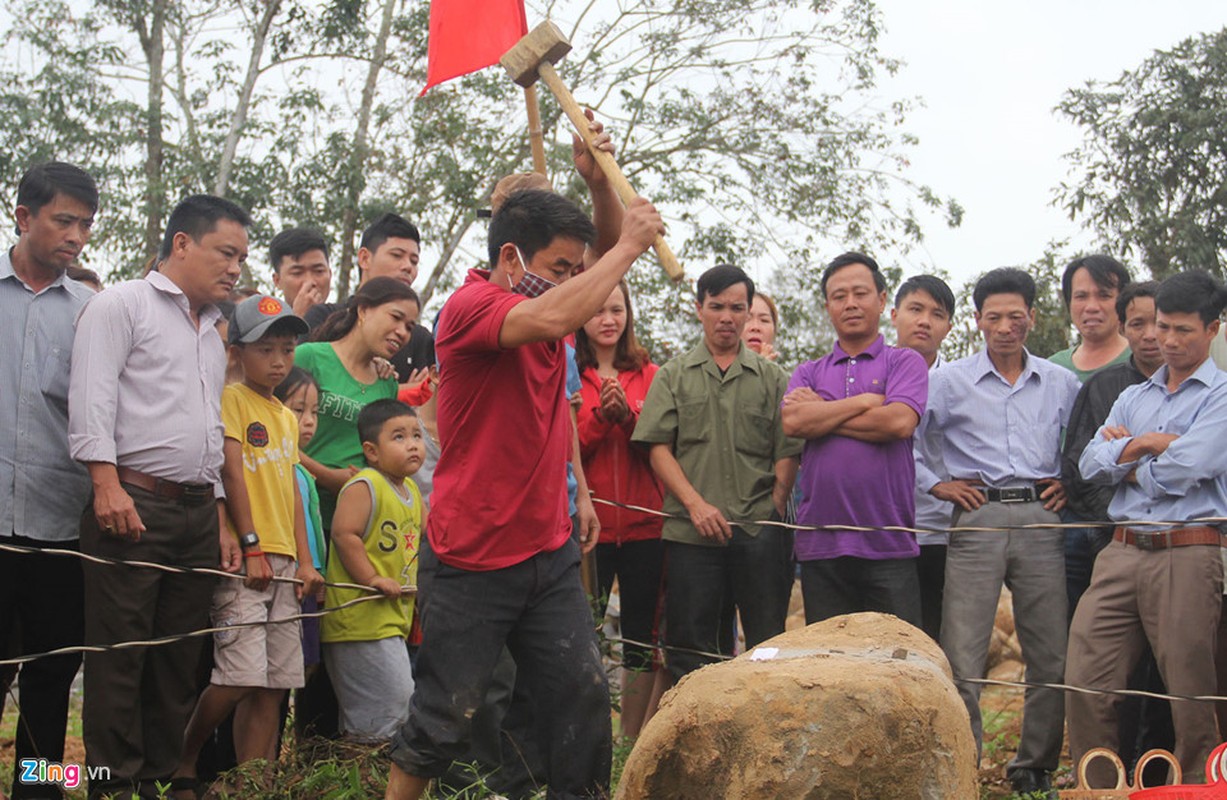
<box><xmin>427</xmin><ymin>269</ymin><xmax>572</xmax><ymax>570</ymax></box>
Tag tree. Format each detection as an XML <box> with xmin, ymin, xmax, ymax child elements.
<box><xmin>1057</xmin><ymin>28</ymin><xmax>1227</xmax><ymax>279</ymax></box>
<box><xmin>332</xmin><ymin>0</ymin><xmax>401</xmax><ymax>299</ymax></box>
<box><xmin>213</xmin><ymin>0</ymin><xmax>283</xmax><ymax>200</ymax></box>
<box><xmin>95</xmin><ymin>0</ymin><xmax>172</xmax><ymax>266</ymax></box>
<box><xmin>0</xmin><ymin>1</ymin><xmax>145</xmax><ymax>273</ymax></box>
<box><xmin>0</xmin><ymin>0</ymin><xmax>957</xmax><ymax>337</ymax></box>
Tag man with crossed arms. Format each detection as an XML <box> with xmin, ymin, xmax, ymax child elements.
<box><xmin>1070</xmin><ymin>270</ymin><xmax>1227</xmax><ymax>785</ymax></box>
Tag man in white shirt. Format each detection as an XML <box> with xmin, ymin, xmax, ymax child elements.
<box><xmin>891</xmin><ymin>274</ymin><xmax>955</xmax><ymax>642</ymax></box>
<box><xmin>69</xmin><ymin>194</ymin><xmax>250</xmax><ymax>799</ymax></box>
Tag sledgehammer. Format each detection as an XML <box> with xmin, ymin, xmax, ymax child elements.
<box><xmin>501</xmin><ymin>21</ymin><xmax>684</xmax><ymax>282</ymax></box>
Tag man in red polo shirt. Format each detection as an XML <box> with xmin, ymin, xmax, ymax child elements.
<box><xmin>386</xmin><ymin>189</ymin><xmax>663</xmax><ymax>800</ymax></box>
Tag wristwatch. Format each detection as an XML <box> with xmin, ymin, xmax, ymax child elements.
<box><xmin>239</xmin><ymin>531</ymin><xmax>261</xmax><ymax>550</ymax></box>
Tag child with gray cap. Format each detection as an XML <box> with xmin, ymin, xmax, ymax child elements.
<box><xmin>171</xmin><ymin>294</ymin><xmax>325</xmax><ymax>795</ymax></box>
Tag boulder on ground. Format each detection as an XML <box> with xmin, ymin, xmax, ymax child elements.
<box><xmin>615</xmin><ymin>613</ymin><xmax>977</xmax><ymax>800</ymax></box>
<box><xmin>995</xmin><ymin>588</ymin><xmax>1016</xmax><ymax>638</ymax></box>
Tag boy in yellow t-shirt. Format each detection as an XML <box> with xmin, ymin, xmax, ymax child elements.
<box><xmin>173</xmin><ymin>295</ymin><xmax>325</xmax><ymax>791</ymax></box>
<box><xmin>322</xmin><ymin>399</ymin><xmax>425</xmax><ymax>742</ymax></box>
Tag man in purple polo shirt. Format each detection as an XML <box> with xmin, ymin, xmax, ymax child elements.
<box><xmin>782</xmin><ymin>252</ymin><xmax>927</xmax><ymax>626</ymax></box>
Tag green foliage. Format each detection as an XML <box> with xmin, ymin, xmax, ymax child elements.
<box><xmin>0</xmin><ymin>1</ymin><xmax>144</xmax><ymax>276</ymax></box>
<box><xmin>1057</xmin><ymin>27</ymin><xmax>1227</xmax><ymax>279</ymax></box>
<box><xmin>0</xmin><ymin>0</ymin><xmax>957</xmax><ymax>349</ymax></box>
<box><xmin>553</xmin><ymin>0</ymin><xmax>960</xmax><ymax>359</ymax></box>
<box><xmin>610</xmin><ymin>735</ymin><xmax>636</xmax><ymax>792</ymax></box>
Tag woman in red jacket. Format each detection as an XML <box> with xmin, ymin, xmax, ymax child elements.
<box><xmin>575</xmin><ymin>279</ymin><xmax>665</xmax><ymax>739</ymax></box>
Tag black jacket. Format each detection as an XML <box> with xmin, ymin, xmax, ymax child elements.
<box><xmin>1061</xmin><ymin>358</ymin><xmax>1148</xmax><ymax>523</ymax></box>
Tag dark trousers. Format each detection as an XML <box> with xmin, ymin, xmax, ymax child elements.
<box><xmin>1062</xmin><ymin>508</ymin><xmax>1113</xmax><ymax>624</ymax></box>
<box><xmin>595</xmin><ymin>539</ymin><xmax>664</xmax><ymax>671</ymax></box>
<box><xmin>800</xmin><ymin>555</ymin><xmax>923</xmax><ymax>628</ymax></box>
<box><xmin>390</xmin><ymin>538</ymin><xmax>611</xmax><ymax>799</ymax></box>
<box><xmin>412</xmin><ymin>539</ymin><xmax>520</xmax><ymax>797</ymax></box>
<box><xmin>294</xmin><ymin>658</ymin><xmax>340</xmax><ymax>740</ymax></box>
<box><xmin>437</xmin><ymin>649</ymin><xmax>519</xmax><ymax>795</ymax></box>
<box><xmin>916</xmin><ymin>544</ymin><xmax>946</xmax><ymax>641</ymax></box>
<box><xmin>0</xmin><ymin>534</ymin><xmax>85</xmax><ymax>800</ymax></box>
<box><xmin>663</xmin><ymin>525</ymin><xmax>793</xmax><ymax>682</ymax></box>
<box><xmin>81</xmin><ymin>485</ymin><xmax>218</xmax><ymax>799</ymax></box>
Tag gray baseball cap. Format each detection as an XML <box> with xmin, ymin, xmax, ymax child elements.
<box><xmin>228</xmin><ymin>294</ymin><xmax>309</xmax><ymax>344</ymax></box>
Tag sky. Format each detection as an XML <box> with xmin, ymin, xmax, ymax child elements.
<box><xmin>873</xmin><ymin>0</ymin><xmax>1226</xmax><ymax>285</ymax></box>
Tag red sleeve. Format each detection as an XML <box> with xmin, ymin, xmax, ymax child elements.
<box><xmin>437</xmin><ymin>279</ymin><xmax>526</xmax><ymax>354</ymax></box>
<box><xmin>398</xmin><ymin>380</ymin><xmax>433</xmax><ymax>406</ymax></box>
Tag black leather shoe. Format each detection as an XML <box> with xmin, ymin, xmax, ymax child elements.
<box><xmin>1007</xmin><ymin>768</ymin><xmax>1056</xmax><ymax>799</ymax></box>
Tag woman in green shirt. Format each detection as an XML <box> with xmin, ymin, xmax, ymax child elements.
<box><xmin>296</xmin><ymin>276</ymin><xmax>420</xmax><ymax>526</ymax></box>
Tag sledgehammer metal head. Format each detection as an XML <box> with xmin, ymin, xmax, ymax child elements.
<box><xmin>501</xmin><ymin>21</ymin><xmax>572</xmax><ymax>87</ymax></box>
<box><xmin>499</xmin><ymin>21</ymin><xmax>684</xmax><ymax>282</ymax></box>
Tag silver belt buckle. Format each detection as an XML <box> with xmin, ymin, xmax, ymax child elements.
<box><xmin>1133</xmin><ymin>530</ymin><xmax>1158</xmax><ymax>550</ymax></box>
<box><xmin>999</xmin><ymin>488</ymin><xmax>1028</xmax><ymax>504</ymax></box>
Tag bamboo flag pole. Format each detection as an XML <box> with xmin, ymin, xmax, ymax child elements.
<box><xmin>524</xmin><ymin>84</ymin><xmax>547</xmax><ymax>175</ymax></box>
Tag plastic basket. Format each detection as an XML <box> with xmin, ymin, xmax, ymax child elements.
<box><xmin>1061</xmin><ymin>748</ymin><xmax>1182</xmax><ymax>799</ymax></box>
<box><xmin>1060</xmin><ymin>748</ymin><xmax>1133</xmax><ymax>799</ymax></box>
<box><xmin>1130</xmin><ymin>743</ymin><xmax>1227</xmax><ymax>799</ymax></box>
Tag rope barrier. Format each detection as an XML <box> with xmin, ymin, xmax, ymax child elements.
<box><xmin>0</xmin><ymin>539</ymin><xmax>377</xmax><ymax>594</ymax></box>
<box><xmin>2</xmin><ymin>499</ymin><xmax>1223</xmax><ymax>705</ymax></box>
<box><xmin>0</xmin><ymin>586</ymin><xmax>417</xmax><ymax>668</ymax></box>
<box><xmin>959</xmin><ymin>676</ymin><xmax>1227</xmax><ymax>704</ymax></box>
<box><xmin>592</xmin><ymin>496</ymin><xmax>1227</xmax><ymax>703</ymax></box>
<box><xmin>590</xmin><ymin>497</ymin><xmax>1227</xmax><ymax>536</ymax></box>
<box><xmin>605</xmin><ymin>635</ymin><xmax>733</xmax><ymax>663</ymax></box>
<box><xmin>602</xmin><ymin>636</ymin><xmax>1227</xmax><ymax>705</ymax></box>
<box><xmin>3</xmin><ymin>495</ymin><xmax>1220</xmax><ymax>583</ymax></box>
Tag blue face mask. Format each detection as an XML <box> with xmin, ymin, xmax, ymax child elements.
<box><xmin>511</xmin><ymin>246</ymin><xmax>556</xmax><ymax>298</ymax></box>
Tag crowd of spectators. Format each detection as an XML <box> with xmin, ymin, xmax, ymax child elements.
<box><xmin>4</xmin><ymin>152</ymin><xmax>1227</xmax><ymax>800</ymax></box>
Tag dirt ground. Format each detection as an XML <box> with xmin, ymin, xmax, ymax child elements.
<box><xmin>979</xmin><ymin>682</ymin><xmax>1057</xmax><ymax>799</ymax></box>
<box><xmin>0</xmin><ymin>586</ymin><xmax>1066</xmax><ymax>800</ymax></box>
<box><xmin>1</xmin><ymin>672</ymin><xmax>86</xmax><ymax>799</ymax></box>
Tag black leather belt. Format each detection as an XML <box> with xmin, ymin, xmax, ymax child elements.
<box><xmin>981</xmin><ymin>484</ymin><xmax>1044</xmax><ymax>504</ymax></box>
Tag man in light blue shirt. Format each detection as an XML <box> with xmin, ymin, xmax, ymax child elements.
<box><xmin>0</xmin><ymin>162</ymin><xmax>98</xmax><ymax>800</ymax></box>
<box><xmin>915</xmin><ymin>268</ymin><xmax>1081</xmax><ymax>799</ymax></box>
<box><xmin>1069</xmin><ymin>270</ymin><xmax>1227</xmax><ymax>786</ymax></box>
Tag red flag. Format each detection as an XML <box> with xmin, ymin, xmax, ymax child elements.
<box><xmin>421</xmin><ymin>0</ymin><xmax>528</xmax><ymax>95</ymax></box>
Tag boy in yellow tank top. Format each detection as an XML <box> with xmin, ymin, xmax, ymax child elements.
<box><xmin>173</xmin><ymin>295</ymin><xmax>325</xmax><ymax>794</ymax></box>
<box><xmin>322</xmin><ymin>399</ymin><xmax>425</xmax><ymax>741</ymax></box>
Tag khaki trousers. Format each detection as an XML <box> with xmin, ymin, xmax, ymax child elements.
<box><xmin>1067</xmin><ymin>540</ymin><xmax>1222</xmax><ymax>785</ymax></box>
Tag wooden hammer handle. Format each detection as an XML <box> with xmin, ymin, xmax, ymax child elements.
<box><xmin>538</xmin><ymin>62</ymin><xmax>684</xmax><ymax>282</ymax></box>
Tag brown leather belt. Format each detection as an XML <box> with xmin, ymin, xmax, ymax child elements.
<box><xmin>117</xmin><ymin>466</ymin><xmax>214</xmax><ymax>505</ymax></box>
<box><xmin>1113</xmin><ymin>525</ymin><xmax>1227</xmax><ymax>551</ymax></box>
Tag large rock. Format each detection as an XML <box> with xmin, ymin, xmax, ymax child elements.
<box><xmin>615</xmin><ymin>613</ymin><xmax>977</xmax><ymax>800</ymax></box>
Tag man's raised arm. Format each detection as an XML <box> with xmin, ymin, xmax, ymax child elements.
<box><xmin>498</xmin><ymin>198</ymin><xmax>662</xmax><ymax>349</ymax></box>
